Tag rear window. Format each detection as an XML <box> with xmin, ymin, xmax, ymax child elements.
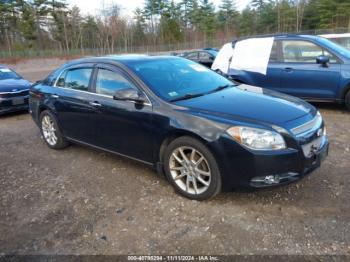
<box><xmin>57</xmin><ymin>68</ymin><xmax>93</xmax><ymax>91</ymax></box>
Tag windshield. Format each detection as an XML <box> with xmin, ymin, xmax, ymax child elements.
<box><xmin>126</xmin><ymin>58</ymin><xmax>234</xmax><ymax>101</ymax></box>
<box><xmin>318</xmin><ymin>37</ymin><xmax>350</xmax><ymax>59</ymax></box>
<box><xmin>0</xmin><ymin>68</ymin><xmax>21</xmax><ymax>80</ymax></box>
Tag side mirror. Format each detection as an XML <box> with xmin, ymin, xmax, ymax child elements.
<box><xmin>316</xmin><ymin>55</ymin><xmax>330</xmax><ymax>67</ymax></box>
<box><xmin>113</xmin><ymin>87</ymin><xmax>146</xmax><ymax>104</ymax></box>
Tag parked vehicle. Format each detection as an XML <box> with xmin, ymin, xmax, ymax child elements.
<box><xmin>223</xmin><ymin>34</ymin><xmax>350</xmax><ymax>111</ymax></box>
<box><xmin>0</xmin><ymin>65</ymin><xmax>31</xmax><ymax>115</ymax></box>
<box><xmin>181</xmin><ymin>49</ymin><xmax>218</xmax><ymax>68</ymax></box>
<box><xmin>202</xmin><ymin>47</ymin><xmax>219</xmax><ymax>52</ymax></box>
<box><xmin>29</xmin><ymin>56</ymin><xmax>328</xmax><ymax>200</ymax></box>
<box><xmin>320</xmin><ymin>33</ymin><xmax>350</xmax><ymax>50</ymax></box>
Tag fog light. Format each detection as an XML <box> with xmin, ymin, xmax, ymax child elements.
<box><xmin>264</xmin><ymin>175</ymin><xmax>280</xmax><ymax>184</ymax></box>
<box><xmin>251</xmin><ymin>175</ymin><xmax>281</xmax><ymax>185</ymax></box>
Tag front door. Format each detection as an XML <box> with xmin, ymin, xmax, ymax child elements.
<box><xmin>278</xmin><ymin>40</ymin><xmax>340</xmax><ymax>100</ymax></box>
<box><xmin>89</xmin><ymin>64</ymin><xmax>154</xmax><ymax>163</ymax></box>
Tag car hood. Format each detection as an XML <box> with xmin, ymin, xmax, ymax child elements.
<box><xmin>174</xmin><ymin>84</ymin><xmax>316</xmax><ymax>126</ymax></box>
<box><xmin>0</xmin><ymin>79</ymin><xmax>31</xmax><ymax>92</ymax></box>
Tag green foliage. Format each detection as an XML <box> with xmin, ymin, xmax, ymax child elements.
<box><xmin>0</xmin><ymin>0</ymin><xmax>350</xmax><ymax>57</ymax></box>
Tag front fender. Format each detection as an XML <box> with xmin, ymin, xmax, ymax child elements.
<box><xmin>229</xmin><ymin>69</ymin><xmax>256</xmax><ymax>85</ymax></box>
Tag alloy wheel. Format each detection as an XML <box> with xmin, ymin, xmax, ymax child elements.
<box><xmin>41</xmin><ymin>115</ymin><xmax>58</xmax><ymax>146</ymax></box>
<box><xmin>169</xmin><ymin>146</ymin><xmax>211</xmax><ymax>195</ymax></box>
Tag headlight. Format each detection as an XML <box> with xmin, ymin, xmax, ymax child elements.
<box><xmin>227</xmin><ymin>126</ymin><xmax>286</xmax><ymax>150</ymax></box>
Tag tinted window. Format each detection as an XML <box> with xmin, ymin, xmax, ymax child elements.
<box><xmin>0</xmin><ymin>68</ymin><xmax>21</xmax><ymax>80</ymax></box>
<box><xmin>199</xmin><ymin>52</ymin><xmax>211</xmax><ymax>60</ymax></box>
<box><xmin>57</xmin><ymin>68</ymin><xmax>92</xmax><ymax>91</ymax></box>
<box><xmin>185</xmin><ymin>52</ymin><xmax>198</xmax><ymax>60</ymax></box>
<box><xmin>282</xmin><ymin>40</ymin><xmax>337</xmax><ymax>63</ymax></box>
<box><xmin>126</xmin><ymin>58</ymin><xmax>235</xmax><ymax>101</ymax></box>
<box><xmin>96</xmin><ymin>69</ymin><xmax>136</xmax><ymax>96</ymax></box>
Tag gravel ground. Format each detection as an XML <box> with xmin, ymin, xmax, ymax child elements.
<box><xmin>0</xmin><ymin>63</ymin><xmax>349</xmax><ymax>255</ymax></box>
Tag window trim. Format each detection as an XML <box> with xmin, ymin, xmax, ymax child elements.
<box><xmin>54</xmin><ymin>63</ymin><xmax>95</xmax><ymax>92</ymax></box>
<box><xmin>92</xmin><ymin>63</ymin><xmax>152</xmax><ymax>106</ymax></box>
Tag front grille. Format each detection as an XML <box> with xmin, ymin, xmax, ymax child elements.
<box><xmin>0</xmin><ymin>89</ymin><xmax>29</xmax><ymax>98</ymax></box>
<box><xmin>291</xmin><ymin>113</ymin><xmax>322</xmax><ymax>136</ymax></box>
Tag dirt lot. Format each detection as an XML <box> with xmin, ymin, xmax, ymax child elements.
<box><xmin>0</xmin><ymin>61</ymin><xmax>350</xmax><ymax>255</ymax></box>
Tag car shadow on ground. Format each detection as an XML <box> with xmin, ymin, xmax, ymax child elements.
<box><xmin>0</xmin><ymin>110</ymin><xmax>29</xmax><ymax>120</ymax></box>
<box><xmin>310</xmin><ymin>102</ymin><xmax>348</xmax><ymax>113</ymax></box>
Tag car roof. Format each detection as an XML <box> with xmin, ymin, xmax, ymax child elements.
<box><xmin>236</xmin><ymin>34</ymin><xmax>323</xmax><ymax>42</ymax></box>
<box><xmin>64</xmin><ymin>55</ymin><xmax>182</xmax><ymax>67</ymax></box>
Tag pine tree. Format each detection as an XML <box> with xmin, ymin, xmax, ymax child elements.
<box><xmin>218</xmin><ymin>0</ymin><xmax>239</xmax><ymax>35</ymax></box>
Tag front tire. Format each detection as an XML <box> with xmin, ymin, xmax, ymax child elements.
<box><xmin>39</xmin><ymin>110</ymin><xmax>69</xmax><ymax>149</ymax></box>
<box><xmin>345</xmin><ymin>90</ymin><xmax>350</xmax><ymax>111</ymax></box>
<box><xmin>163</xmin><ymin>136</ymin><xmax>222</xmax><ymax>200</ymax></box>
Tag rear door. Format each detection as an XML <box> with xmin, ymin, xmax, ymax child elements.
<box><xmin>88</xmin><ymin>64</ymin><xmax>154</xmax><ymax>163</ymax></box>
<box><xmin>278</xmin><ymin>40</ymin><xmax>341</xmax><ymax>100</ymax></box>
<box><xmin>53</xmin><ymin>64</ymin><xmax>96</xmax><ymax>143</ymax></box>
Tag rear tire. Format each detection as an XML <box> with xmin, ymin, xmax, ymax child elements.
<box><xmin>345</xmin><ymin>91</ymin><xmax>350</xmax><ymax>111</ymax></box>
<box><xmin>163</xmin><ymin>136</ymin><xmax>222</xmax><ymax>200</ymax></box>
<box><xmin>39</xmin><ymin>110</ymin><xmax>69</xmax><ymax>149</ymax></box>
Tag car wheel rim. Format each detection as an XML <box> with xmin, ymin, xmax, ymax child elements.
<box><xmin>169</xmin><ymin>146</ymin><xmax>211</xmax><ymax>195</ymax></box>
<box><xmin>41</xmin><ymin>115</ymin><xmax>57</xmax><ymax>146</ymax></box>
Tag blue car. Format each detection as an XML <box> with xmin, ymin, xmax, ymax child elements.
<box><xmin>29</xmin><ymin>56</ymin><xmax>328</xmax><ymax>200</ymax></box>
<box><xmin>0</xmin><ymin>65</ymin><xmax>31</xmax><ymax>115</ymax></box>
<box><xmin>229</xmin><ymin>34</ymin><xmax>350</xmax><ymax>111</ymax></box>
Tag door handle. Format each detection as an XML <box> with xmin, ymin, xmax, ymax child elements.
<box><xmin>89</xmin><ymin>101</ymin><xmax>102</xmax><ymax>107</ymax></box>
<box><xmin>284</xmin><ymin>67</ymin><xmax>293</xmax><ymax>72</ymax></box>
<box><xmin>51</xmin><ymin>94</ymin><xmax>59</xmax><ymax>99</ymax></box>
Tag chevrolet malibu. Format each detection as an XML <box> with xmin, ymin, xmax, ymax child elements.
<box><xmin>0</xmin><ymin>65</ymin><xmax>31</xmax><ymax>115</ymax></box>
<box><xmin>29</xmin><ymin>56</ymin><xmax>329</xmax><ymax>200</ymax></box>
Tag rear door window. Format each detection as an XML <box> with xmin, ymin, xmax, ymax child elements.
<box><xmin>186</xmin><ymin>52</ymin><xmax>199</xmax><ymax>60</ymax></box>
<box><xmin>199</xmin><ymin>52</ymin><xmax>211</xmax><ymax>60</ymax></box>
<box><xmin>57</xmin><ymin>68</ymin><xmax>93</xmax><ymax>91</ymax></box>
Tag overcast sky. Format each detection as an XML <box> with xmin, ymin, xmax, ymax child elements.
<box><xmin>68</xmin><ymin>0</ymin><xmax>251</xmax><ymax>17</ymax></box>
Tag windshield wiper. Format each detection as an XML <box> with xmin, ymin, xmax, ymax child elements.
<box><xmin>169</xmin><ymin>93</ymin><xmax>206</xmax><ymax>102</ymax></box>
<box><xmin>208</xmin><ymin>84</ymin><xmax>235</xmax><ymax>94</ymax></box>
<box><xmin>169</xmin><ymin>84</ymin><xmax>235</xmax><ymax>102</ymax></box>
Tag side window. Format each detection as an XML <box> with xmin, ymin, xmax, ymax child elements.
<box><xmin>96</xmin><ymin>68</ymin><xmax>136</xmax><ymax>96</ymax></box>
<box><xmin>57</xmin><ymin>68</ymin><xmax>92</xmax><ymax>91</ymax></box>
<box><xmin>282</xmin><ymin>40</ymin><xmax>337</xmax><ymax>63</ymax></box>
<box><xmin>199</xmin><ymin>52</ymin><xmax>211</xmax><ymax>60</ymax></box>
<box><xmin>186</xmin><ymin>52</ymin><xmax>198</xmax><ymax>60</ymax></box>
<box><xmin>269</xmin><ymin>41</ymin><xmax>279</xmax><ymax>63</ymax></box>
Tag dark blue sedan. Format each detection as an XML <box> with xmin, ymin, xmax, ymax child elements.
<box><xmin>29</xmin><ymin>56</ymin><xmax>328</xmax><ymax>200</ymax></box>
<box><xmin>228</xmin><ymin>34</ymin><xmax>350</xmax><ymax>111</ymax></box>
<box><xmin>0</xmin><ymin>65</ymin><xmax>31</xmax><ymax>115</ymax></box>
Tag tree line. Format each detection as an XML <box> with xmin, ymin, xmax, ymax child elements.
<box><xmin>0</xmin><ymin>0</ymin><xmax>350</xmax><ymax>57</ymax></box>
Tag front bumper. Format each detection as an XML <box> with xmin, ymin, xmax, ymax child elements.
<box><xmin>213</xmin><ymin>134</ymin><xmax>329</xmax><ymax>191</ymax></box>
<box><xmin>249</xmin><ymin>137</ymin><xmax>328</xmax><ymax>188</ymax></box>
<box><xmin>0</xmin><ymin>95</ymin><xmax>29</xmax><ymax>115</ymax></box>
